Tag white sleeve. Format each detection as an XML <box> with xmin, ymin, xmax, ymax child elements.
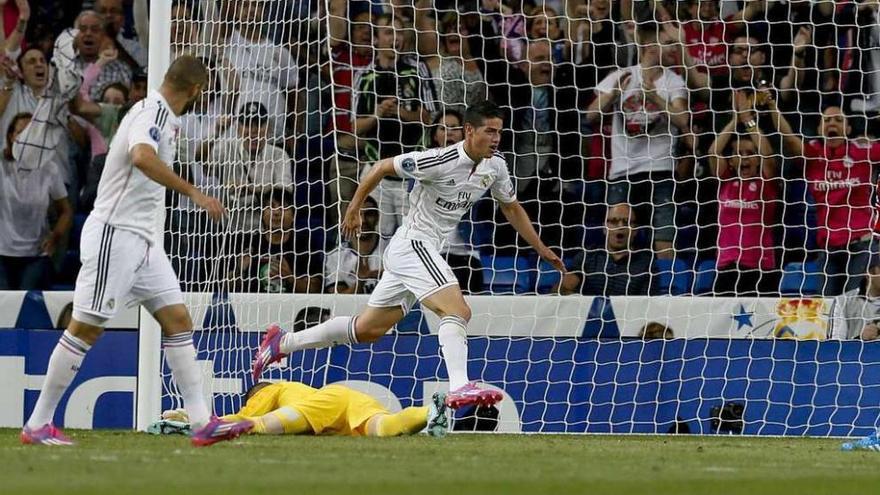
<box><xmin>392</xmin><ymin>148</ymin><xmax>447</xmax><ymax>182</ymax></box>
<box><xmin>595</xmin><ymin>68</ymin><xmax>622</xmax><ymax>95</ymax></box>
<box><xmin>127</xmin><ymin>105</ymin><xmax>163</xmax><ymax>153</ymax></box>
<box><xmin>490</xmin><ymin>161</ymin><xmax>517</xmax><ymax>204</ymax></box>
<box><xmin>667</xmin><ymin>72</ymin><xmax>687</xmax><ymax>102</ymax></box>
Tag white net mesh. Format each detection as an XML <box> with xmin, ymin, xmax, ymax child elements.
<box><xmin>158</xmin><ymin>0</ymin><xmax>880</xmax><ymax>435</ymax></box>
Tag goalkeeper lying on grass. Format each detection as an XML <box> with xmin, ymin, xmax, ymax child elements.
<box><xmin>155</xmin><ymin>381</ymin><xmax>449</xmax><ymax>438</ymax></box>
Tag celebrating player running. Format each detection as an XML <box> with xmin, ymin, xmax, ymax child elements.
<box><xmin>254</xmin><ymin>100</ymin><xmax>565</xmax><ymax>408</ymax></box>
<box><xmin>21</xmin><ymin>55</ymin><xmax>253</xmax><ymax>447</ymax></box>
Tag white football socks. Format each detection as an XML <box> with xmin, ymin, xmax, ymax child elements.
<box><xmin>27</xmin><ymin>331</ymin><xmax>91</xmax><ymax>428</ymax></box>
<box><xmin>280</xmin><ymin>316</ymin><xmax>356</xmax><ymax>354</ymax></box>
<box><xmin>438</xmin><ymin>315</ymin><xmax>470</xmax><ymax>391</ymax></box>
<box><xmin>163</xmin><ymin>332</ymin><xmax>211</xmax><ymax>429</ymax></box>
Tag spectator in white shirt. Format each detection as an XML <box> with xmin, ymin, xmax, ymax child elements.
<box><xmin>0</xmin><ymin>48</ymin><xmax>47</xmax><ymax>149</ymax></box>
<box><xmin>586</xmin><ymin>21</ymin><xmax>690</xmax><ymax>260</ymax></box>
<box><xmin>72</xmin><ymin>10</ymin><xmax>132</xmax><ymax>102</ymax></box>
<box><xmin>211</xmin><ymin>102</ymin><xmax>294</xmax><ymax>237</ymax></box>
<box><xmin>95</xmin><ymin>0</ymin><xmax>147</xmax><ymax>69</ymax></box>
<box><xmin>0</xmin><ymin>113</ymin><xmax>72</xmax><ymax>289</ymax></box>
<box><xmin>324</xmin><ymin>196</ymin><xmax>384</xmax><ymax>294</ymax></box>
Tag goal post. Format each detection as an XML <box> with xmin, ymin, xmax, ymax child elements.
<box><xmin>135</xmin><ymin>0</ymin><xmax>172</xmax><ymax>432</ymax></box>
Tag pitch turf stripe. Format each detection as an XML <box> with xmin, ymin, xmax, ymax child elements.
<box><xmin>91</xmin><ymin>225</ymin><xmax>112</xmax><ymax>311</ymax></box>
<box><xmin>94</xmin><ymin>225</ymin><xmax>115</xmax><ymax>312</ymax></box>
<box><xmin>412</xmin><ymin>240</ymin><xmax>446</xmax><ymax>286</ymax></box>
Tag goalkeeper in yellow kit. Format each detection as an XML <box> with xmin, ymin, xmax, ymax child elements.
<box><xmin>162</xmin><ymin>381</ymin><xmax>449</xmax><ymax>438</ymax></box>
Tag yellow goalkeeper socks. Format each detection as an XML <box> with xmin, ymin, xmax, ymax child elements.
<box><xmin>369</xmin><ymin>407</ymin><xmax>429</xmax><ymax>437</ymax></box>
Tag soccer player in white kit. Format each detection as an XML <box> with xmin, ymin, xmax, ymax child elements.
<box><xmin>253</xmin><ymin>101</ymin><xmax>565</xmax><ymax>409</ymax></box>
<box><xmin>21</xmin><ymin>56</ymin><xmax>253</xmax><ymax>446</ymax></box>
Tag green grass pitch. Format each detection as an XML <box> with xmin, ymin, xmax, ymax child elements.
<box><xmin>2</xmin><ymin>429</ymin><xmax>879</xmax><ymax>495</ymax></box>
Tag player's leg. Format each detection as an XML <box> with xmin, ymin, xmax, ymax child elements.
<box><xmin>22</xmin><ymin>220</ymin><xmax>136</xmax><ymax>445</ymax></box>
<box><xmin>365</xmin><ymin>407</ymin><xmax>430</xmax><ymax>437</ymax></box>
<box><xmin>252</xmin><ymin>272</ymin><xmax>410</xmax><ymax>377</ymax></box>
<box><xmin>421</xmin><ymin>285</ymin><xmax>472</xmax><ymax>390</ymax></box>
<box><xmin>135</xmin><ymin>247</ymin><xmax>252</xmax><ymax>446</ymax></box>
<box><xmin>249</xmin><ymin>406</ymin><xmax>312</xmax><ymax>435</ymax></box>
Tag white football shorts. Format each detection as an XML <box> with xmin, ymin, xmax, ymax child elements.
<box><xmin>367</xmin><ymin>235</ymin><xmax>458</xmax><ymax>313</ymax></box>
<box><xmin>72</xmin><ymin>217</ymin><xmax>183</xmax><ymax>326</ymax></box>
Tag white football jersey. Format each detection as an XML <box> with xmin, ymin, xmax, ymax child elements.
<box><xmin>392</xmin><ymin>141</ymin><xmax>516</xmax><ymax>249</ymax></box>
<box><xmin>91</xmin><ymin>91</ymin><xmax>180</xmax><ymax>244</ymax></box>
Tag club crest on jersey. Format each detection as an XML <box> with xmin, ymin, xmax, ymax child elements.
<box><xmin>480</xmin><ymin>175</ymin><xmax>491</xmax><ymax>188</ymax></box>
<box><xmin>401</xmin><ymin>157</ymin><xmax>416</xmax><ymax>172</ymax></box>
<box><xmin>149</xmin><ymin>126</ymin><xmax>161</xmax><ymax>143</ymax></box>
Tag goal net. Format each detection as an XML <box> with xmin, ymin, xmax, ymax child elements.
<box><xmin>150</xmin><ymin>0</ymin><xmax>880</xmax><ymax>435</ymax></box>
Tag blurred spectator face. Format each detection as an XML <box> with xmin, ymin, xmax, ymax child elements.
<box><xmin>95</xmin><ymin>0</ymin><xmax>124</xmax><ymax>36</ymax></box>
<box><xmin>529</xmin><ymin>13</ymin><xmax>548</xmax><ymax>39</ymax></box>
<box><xmin>728</xmin><ymin>36</ymin><xmax>764</xmax><ymax>82</ymax></box>
<box><xmin>605</xmin><ymin>204</ymin><xmax>635</xmax><ymax>252</ymax></box>
<box><xmin>76</xmin><ymin>12</ymin><xmax>106</xmax><ymax>59</ymax></box>
<box><xmin>171</xmin><ymin>4</ymin><xmax>198</xmax><ymax>46</ymax></box>
<box><xmin>351</xmin><ymin>12</ymin><xmax>372</xmax><ymax>48</ymax></box>
<box><xmin>729</xmin><ymin>137</ymin><xmax>760</xmax><ymax>179</ymax></box>
<box><xmin>589</xmin><ymin>0</ymin><xmax>611</xmax><ymax>20</ymax></box>
<box><xmin>237</xmin><ymin>0</ymin><xmax>261</xmax><ymax>27</ymax></box>
<box><xmin>820</xmin><ymin>106</ymin><xmax>850</xmax><ymax>143</ymax></box>
<box><xmin>102</xmin><ymin>85</ymin><xmax>126</xmax><ymax>105</ymax></box>
<box><xmin>363</xmin><ymin>198</ymin><xmax>380</xmax><ymax>232</ymax></box>
<box><xmin>442</xmin><ymin>30</ymin><xmax>463</xmax><ymax>57</ymax></box>
<box><xmin>688</xmin><ymin>0</ymin><xmax>719</xmax><ymax>22</ymax></box>
<box><xmin>18</xmin><ymin>49</ymin><xmax>48</xmax><ymax>89</ymax></box>
<box><xmin>465</xmin><ymin>116</ymin><xmax>502</xmax><ymax>159</ymax></box>
<box><xmin>262</xmin><ymin>197</ymin><xmax>294</xmax><ymax>231</ymax></box>
<box><xmin>239</xmin><ymin>120</ymin><xmax>268</xmax><ymax>154</ymax></box>
<box><xmin>130</xmin><ymin>79</ymin><xmax>147</xmax><ymax>103</ymax></box>
<box><xmin>434</xmin><ymin>114</ymin><xmax>464</xmax><ymax>147</ymax></box>
<box><xmin>375</xmin><ymin>17</ymin><xmax>395</xmax><ymax>52</ymax></box>
<box><xmin>525</xmin><ymin>41</ymin><xmax>552</xmax><ymax>85</ymax></box>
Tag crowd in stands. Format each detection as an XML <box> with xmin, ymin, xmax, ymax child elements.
<box><xmin>4</xmin><ymin>0</ymin><xmax>880</xmax><ymax>329</ymax></box>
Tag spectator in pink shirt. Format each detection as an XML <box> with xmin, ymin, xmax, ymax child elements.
<box><xmin>774</xmin><ymin>101</ymin><xmax>880</xmax><ymax>295</ymax></box>
<box><xmin>708</xmin><ymin>90</ymin><xmax>780</xmax><ymax>296</ymax></box>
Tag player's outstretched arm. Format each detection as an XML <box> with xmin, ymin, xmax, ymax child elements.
<box><xmin>498</xmin><ymin>200</ymin><xmax>565</xmax><ymax>272</ymax></box>
<box><xmin>131</xmin><ymin>143</ymin><xmax>226</xmax><ymax>221</ymax></box>
<box><xmin>341</xmin><ymin>158</ymin><xmax>396</xmax><ymax>240</ymax></box>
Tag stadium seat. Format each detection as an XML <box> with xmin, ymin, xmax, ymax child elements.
<box><xmin>653</xmin><ymin>258</ymin><xmax>693</xmax><ymax>296</ymax></box>
<box><xmin>480</xmin><ymin>254</ymin><xmax>532</xmax><ymax>294</ymax></box>
<box><xmin>779</xmin><ymin>262</ymin><xmax>821</xmax><ymax>296</ymax></box>
<box><xmin>693</xmin><ymin>260</ymin><xmax>717</xmax><ymax>295</ymax></box>
<box><xmin>15</xmin><ymin>291</ymin><xmax>53</xmax><ymax>329</ymax></box>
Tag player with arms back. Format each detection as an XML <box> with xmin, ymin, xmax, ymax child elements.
<box><xmin>254</xmin><ymin>100</ymin><xmax>565</xmax><ymax>409</ymax></box>
<box><xmin>21</xmin><ymin>55</ymin><xmax>253</xmax><ymax>447</ymax></box>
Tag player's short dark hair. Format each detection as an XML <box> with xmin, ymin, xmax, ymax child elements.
<box><xmin>463</xmin><ymin>100</ymin><xmax>504</xmax><ymax>128</ymax></box>
<box><xmin>244</xmin><ymin>381</ymin><xmax>271</xmax><ymax>403</ymax></box>
<box><xmin>163</xmin><ymin>54</ymin><xmax>208</xmax><ymax>92</ymax></box>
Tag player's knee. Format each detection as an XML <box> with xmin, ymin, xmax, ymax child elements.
<box><xmin>161</xmin><ymin>313</ymin><xmax>193</xmax><ymax>335</ymax></box>
<box><xmin>68</xmin><ymin>320</ymin><xmax>104</xmax><ymax>345</ymax></box>
<box><xmin>354</xmin><ymin>319</ymin><xmax>391</xmax><ymax>343</ymax></box>
<box><xmin>437</xmin><ymin>304</ymin><xmax>471</xmax><ymax>322</ymax></box>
